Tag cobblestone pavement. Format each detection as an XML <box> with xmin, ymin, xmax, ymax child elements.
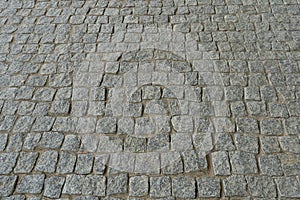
<box><xmin>0</xmin><ymin>0</ymin><xmax>300</xmax><ymax>199</ymax></box>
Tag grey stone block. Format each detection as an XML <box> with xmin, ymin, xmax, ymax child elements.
<box><xmin>259</xmin><ymin>155</ymin><xmax>283</xmax><ymax>176</ymax></box>
<box><xmin>107</xmin><ymin>174</ymin><xmax>128</xmax><ymax>195</ymax></box>
<box><xmin>129</xmin><ymin>176</ymin><xmax>149</xmax><ymax>197</ymax></box>
<box><xmin>223</xmin><ymin>175</ymin><xmax>247</xmax><ymax>197</ymax></box>
<box><xmin>75</xmin><ymin>154</ymin><xmax>94</xmax><ymax>174</ymax></box>
<box><xmin>234</xmin><ymin>134</ymin><xmax>258</xmax><ymax>153</ymax></box>
<box><xmin>62</xmin><ymin>174</ymin><xmax>84</xmax><ymax>195</ymax></box>
<box><xmin>246</xmin><ymin>176</ymin><xmax>277</xmax><ymax>198</ymax></box>
<box><xmin>44</xmin><ymin>176</ymin><xmax>65</xmax><ymax>198</ymax></box>
<box><xmin>150</xmin><ymin>176</ymin><xmax>171</xmax><ymax>198</ymax></box>
<box><xmin>82</xmin><ymin>175</ymin><xmax>106</xmax><ymax>196</ymax></box>
<box><xmin>16</xmin><ymin>174</ymin><xmax>45</xmax><ymax>194</ymax></box>
<box><xmin>212</xmin><ymin>151</ymin><xmax>231</xmax><ymax>176</ymax></box>
<box><xmin>34</xmin><ymin>150</ymin><xmax>58</xmax><ymax>173</ymax></box>
<box><xmin>0</xmin><ymin>175</ymin><xmax>17</xmax><ymax>196</ymax></box>
<box><xmin>229</xmin><ymin>151</ymin><xmax>258</xmax><ymax>174</ymax></box>
<box><xmin>57</xmin><ymin>151</ymin><xmax>76</xmax><ymax>174</ymax></box>
<box><xmin>197</xmin><ymin>177</ymin><xmax>221</xmax><ymax>198</ymax></box>
<box><xmin>14</xmin><ymin>152</ymin><xmax>38</xmax><ymax>173</ymax></box>
<box><xmin>0</xmin><ymin>153</ymin><xmax>18</xmax><ymax>174</ymax></box>
<box><xmin>39</xmin><ymin>132</ymin><xmax>64</xmax><ymax>149</ymax></box>
<box><xmin>275</xmin><ymin>177</ymin><xmax>300</xmax><ymax>197</ymax></box>
<box><xmin>172</xmin><ymin>176</ymin><xmax>195</xmax><ymax>198</ymax></box>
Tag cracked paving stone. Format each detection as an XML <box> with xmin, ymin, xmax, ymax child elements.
<box><xmin>44</xmin><ymin>176</ymin><xmax>65</xmax><ymax>199</ymax></box>
<box><xmin>16</xmin><ymin>174</ymin><xmax>45</xmax><ymax>194</ymax></box>
<box><xmin>150</xmin><ymin>176</ymin><xmax>171</xmax><ymax>198</ymax></box>
<box><xmin>34</xmin><ymin>150</ymin><xmax>58</xmax><ymax>173</ymax></box>
<box><xmin>172</xmin><ymin>176</ymin><xmax>195</xmax><ymax>198</ymax></box>
<box><xmin>0</xmin><ymin>175</ymin><xmax>17</xmax><ymax>196</ymax></box>
<box><xmin>196</xmin><ymin>177</ymin><xmax>221</xmax><ymax>198</ymax></box>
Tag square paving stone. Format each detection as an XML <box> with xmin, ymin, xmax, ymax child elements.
<box><xmin>39</xmin><ymin>132</ymin><xmax>64</xmax><ymax>149</ymax></box>
<box><xmin>246</xmin><ymin>176</ymin><xmax>277</xmax><ymax>198</ymax></box>
<box><xmin>16</xmin><ymin>174</ymin><xmax>45</xmax><ymax>194</ymax></box>
<box><xmin>259</xmin><ymin>155</ymin><xmax>283</xmax><ymax>176</ymax></box>
<box><xmin>196</xmin><ymin>177</ymin><xmax>221</xmax><ymax>198</ymax></box>
<box><xmin>260</xmin><ymin>118</ymin><xmax>284</xmax><ymax>135</ymax></box>
<box><xmin>61</xmin><ymin>135</ymin><xmax>80</xmax><ymax>152</ymax></box>
<box><xmin>62</xmin><ymin>174</ymin><xmax>84</xmax><ymax>195</ymax></box>
<box><xmin>223</xmin><ymin>175</ymin><xmax>247</xmax><ymax>197</ymax></box>
<box><xmin>75</xmin><ymin>154</ymin><xmax>94</xmax><ymax>174</ymax></box>
<box><xmin>237</xmin><ymin>117</ymin><xmax>259</xmax><ymax>133</ymax></box>
<box><xmin>172</xmin><ymin>176</ymin><xmax>195</xmax><ymax>198</ymax></box>
<box><xmin>0</xmin><ymin>175</ymin><xmax>17</xmax><ymax>196</ymax></box>
<box><xmin>14</xmin><ymin>152</ymin><xmax>38</xmax><ymax>173</ymax></box>
<box><xmin>161</xmin><ymin>151</ymin><xmax>183</xmax><ymax>175</ymax></box>
<box><xmin>229</xmin><ymin>151</ymin><xmax>258</xmax><ymax>174</ymax></box>
<box><xmin>275</xmin><ymin>176</ymin><xmax>300</xmax><ymax>198</ymax></box>
<box><xmin>44</xmin><ymin>176</ymin><xmax>65</xmax><ymax>198</ymax></box>
<box><xmin>107</xmin><ymin>174</ymin><xmax>128</xmax><ymax>195</ymax></box>
<box><xmin>56</xmin><ymin>151</ymin><xmax>76</xmax><ymax>174</ymax></box>
<box><xmin>135</xmin><ymin>152</ymin><xmax>160</xmax><ymax>174</ymax></box>
<box><xmin>82</xmin><ymin>175</ymin><xmax>106</xmax><ymax>196</ymax></box>
<box><xmin>150</xmin><ymin>176</ymin><xmax>171</xmax><ymax>198</ymax></box>
<box><xmin>212</xmin><ymin>151</ymin><xmax>231</xmax><ymax>176</ymax></box>
<box><xmin>34</xmin><ymin>150</ymin><xmax>58</xmax><ymax>173</ymax></box>
<box><xmin>129</xmin><ymin>176</ymin><xmax>149</xmax><ymax>197</ymax></box>
<box><xmin>234</xmin><ymin>134</ymin><xmax>259</xmax><ymax>153</ymax></box>
<box><xmin>0</xmin><ymin>152</ymin><xmax>18</xmax><ymax>174</ymax></box>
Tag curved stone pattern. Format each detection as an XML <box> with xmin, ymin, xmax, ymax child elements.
<box><xmin>0</xmin><ymin>0</ymin><xmax>300</xmax><ymax>199</ymax></box>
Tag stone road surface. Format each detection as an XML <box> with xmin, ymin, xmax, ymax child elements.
<box><xmin>0</xmin><ymin>0</ymin><xmax>300</xmax><ymax>199</ymax></box>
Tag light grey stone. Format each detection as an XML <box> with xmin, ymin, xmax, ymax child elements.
<box><xmin>172</xmin><ymin>176</ymin><xmax>195</xmax><ymax>198</ymax></box>
<box><xmin>135</xmin><ymin>152</ymin><xmax>160</xmax><ymax>174</ymax></box>
<box><xmin>0</xmin><ymin>133</ymin><xmax>8</xmax><ymax>151</ymax></box>
<box><xmin>246</xmin><ymin>176</ymin><xmax>277</xmax><ymax>198</ymax></box>
<box><xmin>23</xmin><ymin>133</ymin><xmax>41</xmax><ymax>150</ymax></box>
<box><xmin>275</xmin><ymin>177</ymin><xmax>300</xmax><ymax>197</ymax></box>
<box><xmin>96</xmin><ymin>117</ymin><xmax>117</xmax><ymax>133</ymax></box>
<box><xmin>98</xmin><ymin>136</ymin><xmax>123</xmax><ymax>153</ymax></box>
<box><xmin>0</xmin><ymin>153</ymin><xmax>18</xmax><ymax>174</ymax></box>
<box><xmin>16</xmin><ymin>174</ymin><xmax>45</xmax><ymax>194</ymax></box>
<box><xmin>107</xmin><ymin>174</ymin><xmax>128</xmax><ymax>195</ymax></box>
<box><xmin>129</xmin><ymin>176</ymin><xmax>149</xmax><ymax>197</ymax></box>
<box><xmin>62</xmin><ymin>174</ymin><xmax>84</xmax><ymax>195</ymax></box>
<box><xmin>172</xmin><ymin>133</ymin><xmax>193</xmax><ymax>152</ymax></box>
<box><xmin>61</xmin><ymin>135</ymin><xmax>80</xmax><ymax>152</ymax></box>
<box><xmin>34</xmin><ymin>150</ymin><xmax>58</xmax><ymax>173</ymax></box>
<box><xmin>150</xmin><ymin>176</ymin><xmax>171</xmax><ymax>198</ymax></box>
<box><xmin>279</xmin><ymin>136</ymin><xmax>300</xmax><ymax>153</ymax></box>
<box><xmin>0</xmin><ymin>175</ymin><xmax>17</xmax><ymax>196</ymax></box>
<box><xmin>260</xmin><ymin>118</ymin><xmax>284</xmax><ymax>135</ymax></box>
<box><xmin>234</xmin><ymin>134</ymin><xmax>258</xmax><ymax>153</ymax></box>
<box><xmin>75</xmin><ymin>154</ymin><xmax>94</xmax><ymax>174</ymax></box>
<box><xmin>161</xmin><ymin>151</ymin><xmax>183</xmax><ymax>175</ymax></box>
<box><xmin>14</xmin><ymin>152</ymin><xmax>38</xmax><ymax>173</ymax></box>
<box><xmin>229</xmin><ymin>151</ymin><xmax>258</xmax><ymax>174</ymax></box>
<box><xmin>259</xmin><ymin>155</ymin><xmax>283</xmax><ymax>176</ymax></box>
<box><xmin>44</xmin><ymin>176</ymin><xmax>65</xmax><ymax>199</ymax></box>
<box><xmin>39</xmin><ymin>132</ymin><xmax>64</xmax><ymax>149</ymax></box>
<box><xmin>197</xmin><ymin>177</ymin><xmax>221</xmax><ymax>198</ymax></box>
<box><xmin>82</xmin><ymin>175</ymin><xmax>106</xmax><ymax>196</ymax></box>
<box><xmin>223</xmin><ymin>175</ymin><xmax>247</xmax><ymax>197</ymax></box>
<box><xmin>212</xmin><ymin>151</ymin><xmax>231</xmax><ymax>176</ymax></box>
<box><xmin>56</xmin><ymin>151</ymin><xmax>76</xmax><ymax>174</ymax></box>
<box><xmin>6</xmin><ymin>133</ymin><xmax>24</xmax><ymax>152</ymax></box>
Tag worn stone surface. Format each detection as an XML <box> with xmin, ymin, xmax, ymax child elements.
<box><xmin>1</xmin><ymin>0</ymin><xmax>299</xmax><ymax>199</ymax></box>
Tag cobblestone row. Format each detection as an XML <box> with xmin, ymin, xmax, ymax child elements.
<box><xmin>0</xmin><ymin>0</ymin><xmax>300</xmax><ymax>199</ymax></box>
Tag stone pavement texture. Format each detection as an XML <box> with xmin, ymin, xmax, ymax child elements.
<box><xmin>0</xmin><ymin>0</ymin><xmax>300</xmax><ymax>199</ymax></box>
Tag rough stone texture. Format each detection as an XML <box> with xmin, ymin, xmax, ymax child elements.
<box><xmin>0</xmin><ymin>0</ymin><xmax>299</xmax><ymax>198</ymax></box>
<box><xmin>196</xmin><ymin>177</ymin><xmax>220</xmax><ymax>198</ymax></box>
<box><xmin>150</xmin><ymin>176</ymin><xmax>171</xmax><ymax>198</ymax></box>
<box><xmin>16</xmin><ymin>174</ymin><xmax>45</xmax><ymax>194</ymax></box>
<box><xmin>172</xmin><ymin>176</ymin><xmax>195</xmax><ymax>198</ymax></box>
<box><xmin>44</xmin><ymin>176</ymin><xmax>65</xmax><ymax>198</ymax></box>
